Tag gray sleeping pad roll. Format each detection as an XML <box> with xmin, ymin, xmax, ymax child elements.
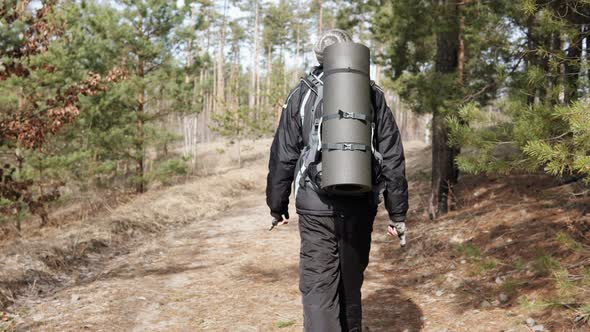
<box><xmin>321</xmin><ymin>42</ymin><xmax>372</xmax><ymax>195</ymax></box>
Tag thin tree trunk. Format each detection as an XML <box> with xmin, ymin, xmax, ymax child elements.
<box><xmin>237</xmin><ymin>138</ymin><xmax>242</xmax><ymax>168</ymax></box>
<box><xmin>216</xmin><ymin>0</ymin><xmax>229</xmax><ymax>115</ymax></box>
<box><xmin>294</xmin><ymin>10</ymin><xmax>301</xmax><ymax>83</ymax></box>
<box><xmin>586</xmin><ymin>25</ymin><xmax>590</xmax><ymax>85</ymax></box>
<box><xmin>458</xmin><ymin>1</ymin><xmax>465</xmax><ymax>86</ymax></box>
<box><xmin>203</xmin><ymin>6</ymin><xmax>212</xmax><ymax>142</ymax></box>
<box><xmin>231</xmin><ymin>37</ymin><xmax>240</xmax><ymax>109</ymax></box>
<box><xmin>237</xmin><ymin>40</ymin><xmax>241</xmax><ymax>108</ymax></box>
<box><xmin>564</xmin><ymin>27</ymin><xmax>583</xmax><ymax>104</ymax></box>
<box><xmin>183</xmin><ymin>27</ymin><xmax>194</xmax><ymax>163</ymax></box>
<box><xmin>526</xmin><ymin>15</ymin><xmax>535</xmax><ymax>105</ymax></box>
<box><xmin>292</xmin><ymin>0</ymin><xmax>303</xmax><ymax>81</ymax></box>
<box><xmin>229</xmin><ymin>51</ymin><xmax>236</xmax><ymax>107</ymax></box>
<box><xmin>550</xmin><ymin>32</ymin><xmax>561</xmax><ymax>105</ymax></box>
<box><xmin>281</xmin><ymin>43</ymin><xmax>286</xmax><ymax>102</ymax></box>
<box><xmin>136</xmin><ymin>56</ymin><xmax>145</xmax><ymax>193</ymax></box>
<box><xmin>212</xmin><ymin>56</ymin><xmax>217</xmax><ymax>114</ymax></box>
<box><xmin>318</xmin><ymin>0</ymin><xmax>323</xmax><ymax>34</ymax></box>
<box><xmin>375</xmin><ymin>58</ymin><xmax>381</xmax><ymax>83</ymax></box>
<box><xmin>266</xmin><ymin>44</ymin><xmax>272</xmax><ymax>112</ymax></box>
<box><xmin>538</xmin><ymin>34</ymin><xmax>551</xmax><ymax>102</ymax></box>
<box><xmin>249</xmin><ymin>1</ymin><xmax>259</xmax><ymax>112</ymax></box>
<box><xmin>395</xmin><ymin>94</ymin><xmax>402</xmax><ymax>121</ymax></box>
<box><xmin>186</xmin><ymin>40</ymin><xmax>193</xmax><ymax>84</ymax></box>
<box><xmin>256</xmin><ymin>48</ymin><xmax>261</xmax><ymax>110</ymax></box>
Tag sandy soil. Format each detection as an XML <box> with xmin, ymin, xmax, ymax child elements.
<box><xmin>2</xmin><ymin>142</ymin><xmax>588</xmax><ymax>332</ymax></box>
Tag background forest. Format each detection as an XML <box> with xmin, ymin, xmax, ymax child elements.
<box><xmin>0</xmin><ymin>0</ymin><xmax>351</xmax><ymax>227</ymax></box>
<box><xmin>0</xmin><ymin>0</ymin><xmax>428</xmax><ymax>225</ymax></box>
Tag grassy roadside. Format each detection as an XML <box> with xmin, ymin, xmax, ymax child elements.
<box><xmin>0</xmin><ymin>145</ymin><xmax>270</xmax><ymax>318</ymax></box>
<box><xmin>382</xmin><ymin>166</ymin><xmax>590</xmax><ymax>330</ymax></box>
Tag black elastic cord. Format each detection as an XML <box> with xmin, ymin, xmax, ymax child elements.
<box><xmin>323</xmin><ymin>67</ymin><xmax>369</xmax><ymax>78</ymax></box>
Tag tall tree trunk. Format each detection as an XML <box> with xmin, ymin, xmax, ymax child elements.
<box><xmin>458</xmin><ymin>2</ymin><xmax>465</xmax><ymax>86</ymax></box>
<box><xmin>538</xmin><ymin>34</ymin><xmax>551</xmax><ymax>102</ymax></box>
<box><xmin>186</xmin><ymin>44</ymin><xmax>192</xmax><ymax>84</ymax></box>
<box><xmin>231</xmin><ymin>39</ymin><xmax>240</xmax><ymax>109</ymax></box>
<box><xmin>318</xmin><ymin>0</ymin><xmax>323</xmax><ymax>34</ymax></box>
<box><xmin>249</xmin><ymin>1</ymin><xmax>259</xmax><ymax>112</ymax></box>
<box><xmin>375</xmin><ymin>44</ymin><xmax>383</xmax><ymax>83</ymax></box>
<box><xmin>16</xmin><ymin>89</ymin><xmax>25</xmax><ymax>173</ymax></box>
<box><xmin>281</xmin><ymin>43</ymin><xmax>287</xmax><ymax>105</ymax></box>
<box><xmin>266</xmin><ymin>44</ymin><xmax>272</xmax><ymax>113</ymax></box>
<box><xmin>216</xmin><ymin>0</ymin><xmax>228</xmax><ymax>115</ymax></box>
<box><xmin>550</xmin><ymin>32</ymin><xmax>561</xmax><ymax>105</ymax></box>
<box><xmin>564</xmin><ymin>27</ymin><xmax>583</xmax><ymax>104</ymax></box>
<box><xmin>208</xmin><ymin>60</ymin><xmax>214</xmax><ymax>141</ymax></box>
<box><xmin>184</xmin><ymin>29</ymin><xmax>195</xmax><ymax>163</ymax></box>
<box><xmin>213</xmin><ymin>56</ymin><xmax>217</xmax><ymax>114</ymax></box>
<box><xmin>229</xmin><ymin>52</ymin><xmax>236</xmax><ymax>106</ymax></box>
<box><xmin>294</xmin><ymin>3</ymin><xmax>301</xmax><ymax>83</ymax></box>
<box><xmin>429</xmin><ymin>0</ymin><xmax>459</xmax><ymax>220</ymax></box>
<box><xmin>235</xmin><ymin>48</ymin><xmax>240</xmax><ymax>109</ymax></box>
<box><xmin>526</xmin><ymin>15</ymin><xmax>535</xmax><ymax>105</ymax></box>
<box><xmin>586</xmin><ymin>25</ymin><xmax>590</xmax><ymax>85</ymax></box>
<box><xmin>256</xmin><ymin>44</ymin><xmax>261</xmax><ymax>110</ymax></box>
<box><xmin>136</xmin><ymin>56</ymin><xmax>145</xmax><ymax>193</ymax></box>
<box><xmin>199</xmin><ymin>67</ymin><xmax>206</xmax><ymax>142</ymax></box>
<box><xmin>134</xmin><ymin>13</ymin><xmax>146</xmax><ymax>194</ymax></box>
<box><xmin>395</xmin><ymin>93</ymin><xmax>403</xmax><ymax>137</ymax></box>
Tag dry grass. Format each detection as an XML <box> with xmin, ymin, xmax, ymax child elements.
<box><xmin>0</xmin><ymin>139</ymin><xmax>272</xmax><ymax>313</ymax></box>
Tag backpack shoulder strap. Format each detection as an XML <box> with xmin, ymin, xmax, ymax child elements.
<box><xmin>299</xmin><ymin>70</ymin><xmax>325</xmax><ymax>126</ymax></box>
<box><xmin>370</xmin><ymin>80</ymin><xmax>383</xmax><ymax>92</ymax></box>
<box><xmin>296</xmin><ymin>71</ymin><xmax>325</xmax><ymax>190</ymax></box>
<box><xmin>368</xmin><ymin>81</ymin><xmax>384</xmax><ymax>166</ymax></box>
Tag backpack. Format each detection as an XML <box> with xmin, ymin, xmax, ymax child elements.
<box><xmin>294</xmin><ymin>70</ymin><xmax>384</xmax><ymax>198</ymax></box>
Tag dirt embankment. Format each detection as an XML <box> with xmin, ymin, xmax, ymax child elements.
<box><xmin>0</xmin><ymin>141</ymin><xmax>589</xmax><ymax>331</ymax></box>
<box><xmin>379</xmin><ymin>152</ymin><xmax>590</xmax><ymax>331</ymax></box>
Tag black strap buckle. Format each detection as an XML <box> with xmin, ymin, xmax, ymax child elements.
<box><xmin>343</xmin><ymin>143</ymin><xmax>353</xmax><ymax>151</ymax></box>
<box><xmin>340</xmin><ymin>110</ymin><xmax>354</xmax><ymax>119</ymax></box>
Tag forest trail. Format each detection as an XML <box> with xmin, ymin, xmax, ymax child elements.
<box><xmin>5</xmin><ymin>142</ymin><xmax>579</xmax><ymax>332</ymax></box>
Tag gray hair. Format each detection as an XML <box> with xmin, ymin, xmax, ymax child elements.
<box><xmin>314</xmin><ymin>29</ymin><xmax>352</xmax><ymax>64</ymax></box>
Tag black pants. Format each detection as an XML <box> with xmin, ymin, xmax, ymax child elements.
<box><xmin>298</xmin><ymin>211</ymin><xmax>376</xmax><ymax>332</ymax></box>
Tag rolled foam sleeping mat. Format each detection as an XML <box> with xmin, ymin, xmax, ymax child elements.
<box><xmin>321</xmin><ymin>42</ymin><xmax>372</xmax><ymax>195</ymax></box>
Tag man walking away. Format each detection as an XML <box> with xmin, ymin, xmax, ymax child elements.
<box><xmin>266</xmin><ymin>29</ymin><xmax>409</xmax><ymax>332</ymax></box>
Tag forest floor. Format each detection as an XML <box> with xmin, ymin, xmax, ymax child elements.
<box><xmin>1</xmin><ymin>141</ymin><xmax>589</xmax><ymax>332</ymax></box>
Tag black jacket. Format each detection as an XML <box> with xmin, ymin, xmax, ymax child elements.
<box><xmin>265</xmin><ymin>66</ymin><xmax>408</xmax><ymax>220</ymax></box>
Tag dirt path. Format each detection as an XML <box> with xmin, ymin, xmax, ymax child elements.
<box><xmin>8</xmin><ymin>144</ymin><xmax>548</xmax><ymax>331</ymax></box>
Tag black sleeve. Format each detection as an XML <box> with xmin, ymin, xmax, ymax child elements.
<box><xmin>265</xmin><ymin>84</ymin><xmax>304</xmax><ymax>216</ymax></box>
<box><xmin>374</xmin><ymin>89</ymin><xmax>409</xmax><ymax>221</ymax></box>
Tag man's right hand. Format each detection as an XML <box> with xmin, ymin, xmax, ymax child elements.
<box><xmin>269</xmin><ymin>211</ymin><xmax>289</xmax><ymax>231</ymax></box>
<box><xmin>387</xmin><ymin>220</ymin><xmax>407</xmax><ymax>247</ymax></box>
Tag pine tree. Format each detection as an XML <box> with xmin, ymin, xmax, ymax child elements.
<box><xmin>0</xmin><ymin>1</ymin><xmax>125</xmax><ymax>229</ymax></box>
<box><xmin>116</xmin><ymin>0</ymin><xmax>185</xmax><ymax>193</ymax></box>
<box><xmin>369</xmin><ymin>0</ymin><xmax>515</xmax><ymax>218</ymax></box>
<box><xmin>262</xmin><ymin>0</ymin><xmax>293</xmax><ymax>121</ymax></box>
<box><xmin>448</xmin><ymin>1</ymin><xmax>590</xmax><ymax>183</ymax></box>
